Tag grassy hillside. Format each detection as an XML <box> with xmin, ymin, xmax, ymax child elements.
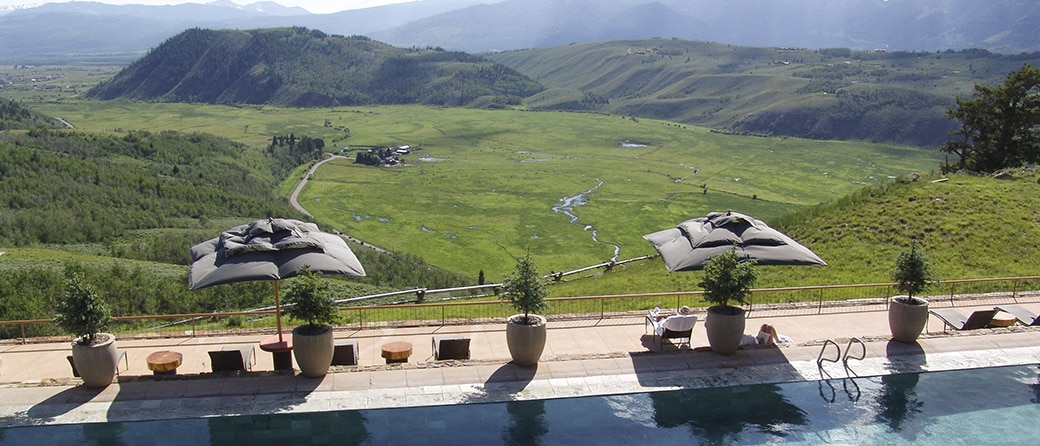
<box><xmin>549</xmin><ymin>170</ymin><xmax>1040</xmax><ymax>296</ymax></box>
<box><xmin>486</xmin><ymin>41</ymin><xmax>1040</xmax><ymax>147</ymax></box>
<box><xmin>290</xmin><ymin>106</ymin><xmax>939</xmax><ymax>282</ymax></box>
<box><xmin>85</xmin><ymin>27</ymin><xmax>543</xmax><ymax>108</ymax></box>
<box><xmin>14</xmin><ymin>99</ymin><xmax>1036</xmax><ymax>299</ymax></box>
<box><xmin>12</xmin><ymin>101</ymin><xmax>941</xmax><ymax>286</ymax></box>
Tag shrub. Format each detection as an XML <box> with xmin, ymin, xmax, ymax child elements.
<box><xmin>501</xmin><ymin>250</ymin><xmax>549</xmax><ymax>324</ymax></box>
<box><xmin>52</xmin><ymin>272</ymin><xmax>113</xmax><ymax>345</ymax></box>
<box><xmin>699</xmin><ymin>247</ymin><xmax>758</xmax><ymax>314</ymax></box>
<box><xmin>892</xmin><ymin>240</ymin><xmax>937</xmax><ymax>302</ymax></box>
<box><xmin>282</xmin><ymin>267</ymin><xmax>339</xmax><ymax>334</ymax></box>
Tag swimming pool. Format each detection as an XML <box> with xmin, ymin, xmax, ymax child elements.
<box><xmin>2</xmin><ymin>364</ymin><xmax>1037</xmax><ymax>445</ymax></box>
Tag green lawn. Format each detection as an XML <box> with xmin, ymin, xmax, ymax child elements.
<box><xmin>18</xmin><ymin>100</ymin><xmax>942</xmax><ymax>294</ymax></box>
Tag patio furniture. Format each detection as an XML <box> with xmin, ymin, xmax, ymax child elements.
<box><xmin>994</xmin><ymin>305</ymin><xmax>1040</xmax><ymax>326</ymax></box>
<box><xmin>259</xmin><ymin>334</ymin><xmax>293</xmax><ymax>371</ymax></box>
<box><xmin>648</xmin><ymin>313</ymin><xmax>698</xmax><ymax>348</ymax></box>
<box><xmin>432</xmin><ymin>335</ymin><xmax>471</xmax><ymax>360</ymax></box>
<box><xmin>208</xmin><ymin>345</ymin><xmax>255</xmax><ymax>372</ymax></box>
<box><xmin>146</xmin><ymin>350</ymin><xmax>183</xmax><ymax>375</ymax></box>
<box><xmin>381</xmin><ymin>341</ymin><xmax>412</xmax><ymax>364</ymax></box>
<box><xmin>331</xmin><ymin>340</ymin><xmax>359</xmax><ymax>366</ymax></box>
<box><xmin>929</xmin><ymin>308</ymin><xmax>998</xmax><ymax>332</ymax></box>
<box><xmin>67</xmin><ymin>349</ymin><xmax>128</xmax><ymax>378</ymax></box>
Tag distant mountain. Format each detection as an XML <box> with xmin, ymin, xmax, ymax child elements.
<box><xmin>374</xmin><ymin>0</ymin><xmax>1040</xmax><ymax>54</ymax></box>
<box><xmin>0</xmin><ymin>0</ymin><xmax>491</xmax><ymax>64</ymax></box>
<box><xmin>485</xmin><ymin>40</ymin><xmax>1039</xmax><ymax>147</ymax></box>
<box><xmin>84</xmin><ymin>27</ymin><xmax>543</xmax><ymax>108</ymax></box>
<box><xmin>1</xmin><ymin>0</ymin><xmax>1038</xmax><ymax>64</ymax></box>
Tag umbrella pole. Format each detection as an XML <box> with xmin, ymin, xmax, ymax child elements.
<box><xmin>275</xmin><ymin>279</ymin><xmax>283</xmax><ymax>343</ymax></box>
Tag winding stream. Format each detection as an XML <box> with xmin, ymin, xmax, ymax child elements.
<box><xmin>551</xmin><ymin>179</ymin><xmax>621</xmax><ymax>260</ymax></box>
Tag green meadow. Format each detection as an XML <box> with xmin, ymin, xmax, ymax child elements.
<box><xmin>26</xmin><ymin>100</ymin><xmax>941</xmax><ymax>290</ymax></box>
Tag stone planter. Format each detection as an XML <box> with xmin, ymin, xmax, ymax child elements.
<box><xmin>71</xmin><ymin>333</ymin><xmax>118</xmax><ymax>388</ymax></box>
<box><xmin>505</xmin><ymin>314</ymin><xmax>547</xmax><ymax>366</ymax></box>
<box><xmin>292</xmin><ymin>325</ymin><xmax>334</xmax><ymax>378</ymax></box>
<box><xmin>704</xmin><ymin>306</ymin><xmax>745</xmax><ymax>355</ymax></box>
<box><xmin>888</xmin><ymin>296</ymin><xmax>929</xmax><ymax>343</ymax></box>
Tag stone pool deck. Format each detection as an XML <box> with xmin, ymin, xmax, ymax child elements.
<box><xmin>1</xmin><ymin>301</ymin><xmax>1038</xmax><ymax>428</ymax></box>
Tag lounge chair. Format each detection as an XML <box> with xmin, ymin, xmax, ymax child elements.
<box><xmin>648</xmin><ymin>313</ymin><xmax>698</xmax><ymax>348</ymax></box>
<box><xmin>208</xmin><ymin>345</ymin><xmax>255</xmax><ymax>372</ymax></box>
<box><xmin>994</xmin><ymin>305</ymin><xmax>1040</xmax><ymax>326</ymax></box>
<box><xmin>67</xmin><ymin>349</ymin><xmax>129</xmax><ymax>378</ymax></box>
<box><xmin>929</xmin><ymin>308</ymin><xmax>998</xmax><ymax>332</ymax></box>
<box><xmin>331</xmin><ymin>340</ymin><xmax>359</xmax><ymax>366</ymax></box>
<box><xmin>432</xmin><ymin>335</ymin><xmax>471</xmax><ymax>360</ymax></box>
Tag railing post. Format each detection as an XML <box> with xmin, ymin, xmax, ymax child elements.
<box><xmin>20</xmin><ymin>323</ymin><xmax>26</xmax><ymax>344</ymax></box>
<box><xmin>1012</xmin><ymin>278</ymin><xmax>1019</xmax><ymax>302</ymax></box>
<box><xmin>817</xmin><ymin>287</ymin><xmax>825</xmax><ymax>315</ymax></box>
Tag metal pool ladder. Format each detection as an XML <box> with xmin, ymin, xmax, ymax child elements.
<box><xmin>817</xmin><ymin>337</ymin><xmax>866</xmax><ymax>368</ymax></box>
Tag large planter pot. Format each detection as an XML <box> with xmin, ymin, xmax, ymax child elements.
<box><xmin>505</xmin><ymin>314</ymin><xmax>547</xmax><ymax>366</ymax></box>
<box><xmin>889</xmin><ymin>296</ymin><xmax>929</xmax><ymax>343</ymax></box>
<box><xmin>71</xmin><ymin>333</ymin><xmax>118</xmax><ymax>388</ymax></box>
<box><xmin>704</xmin><ymin>306</ymin><xmax>745</xmax><ymax>355</ymax></box>
<box><xmin>292</xmin><ymin>325</ymin><xmax>335</xmax><ymax>378</ymax></box>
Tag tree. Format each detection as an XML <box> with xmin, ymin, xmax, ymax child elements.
<box><xmin>940</xmin><ymin>63</ymin><xmax>1040</xmax><ymax>173</ymax></box>
<box><xmin>283</xmin><ymin>267</ymin><xmax>339</xmax><ymax>334</ymax></box>
<box><xmin>698</xmin><ymin>246</ymin><xmax>757</xmax><ymax>314</ymax></box>
<box><xmin>892</xmin><ymin>240</ymin><xmax>937</xmax><ymax>302</ymax></box>
<box><xmin>501</xmin><ymin>250</ymin><xmax>548</xmax><ymax>324</ymax></box>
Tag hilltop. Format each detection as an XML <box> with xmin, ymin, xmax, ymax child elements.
<box><xmin>486</xmin><ymin>41</ymin><xmax>1040</xmax><ymax>147</ymax></box>
<box><xmin>85</xmin><ymin>27</ymin><xmax>543</xmax><ymax>108</ymax></box>
<box><xmin>79</xmin><ymin>30</ymin><xmax>1040</xmax><ymax>148</ymax></box>
<box><xmin>2</xmin><ymin>0</ymin><xmax>1038</xmax><ymax>64</ymax></box>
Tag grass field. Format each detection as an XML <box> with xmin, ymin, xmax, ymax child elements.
<box><xmin>16</xmin><ymin>97</ymin><xmax>943</xmax><ymax>295</ymax></box>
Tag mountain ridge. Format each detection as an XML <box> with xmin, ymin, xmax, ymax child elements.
<box><xmin>84</xmin><ymin>27</ymin><xmax>544</xmax><ymax>108</ymax></box>
<box><xmin>2</xmin><ymin>0</ymin><xmax>1038</xmax><ymax>64</ymax></box>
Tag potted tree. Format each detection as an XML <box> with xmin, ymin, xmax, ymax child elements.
<box><xmin>889</xmin><ymin>240</ymin><xmax>937</xmax><ymax>343</ymax></box>
<box><xmin>284</xmin><ymin>267</ymin><xmax>339</xmax><ymax>378</ymax></box>
<box><xmin>699</xmin><ymin>247</ymin><xmax>758</xmax><ymax>355</ymax></box>
<box><xmin>53</xmin><ymin>272</ymin><xmax>117</xmax><ymax>388</ymax></box>
<box><xmin>501</xmin><ymin>251</ymin><xmax>549</xmax><ymax>366</ymax></box>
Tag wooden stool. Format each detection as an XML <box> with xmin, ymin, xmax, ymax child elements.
<box><xmin>991</xmin><ymin>311</ymin><xmax>1016</xmax><ymax>328</ymax></box>
<box><xmin>381</xmin><ymin>341</ymin><xmax>412</xmax><ymax>364</ymax></box>
<box><xmin>146</xmin><ymin>351</ymin><xmax>183</xmax><ymax>375</ymax></box>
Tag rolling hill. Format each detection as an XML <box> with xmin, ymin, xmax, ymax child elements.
<box><xmin>84</xmin><ymin>27</ymin><xmax>543</xmax><ymax>108</ymax></box>
<box><xmin>485</xmin><ymin>41</ymin><xmax>1040</xmax><ymax>147</ymax></box>
<box><xmin>2</xmin><ymin>0</ymin><xmax>1038</xmax><ymax>64</ymax></box>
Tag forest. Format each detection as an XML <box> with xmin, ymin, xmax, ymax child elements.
<box><xmin>0</xmin><ymin>116</ymin><xmax>472</xmax><ymax>336</ymax></box>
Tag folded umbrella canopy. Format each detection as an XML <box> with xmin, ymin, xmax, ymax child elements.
<box><xmin>643</xmin><ymin>211</ymin><xmax>826</xmax><ymax>272</ymax></box>
<box><xmin>189</xmin><ymin>218</ymin><xmax>366</xmax><ymax>342</ymax></box>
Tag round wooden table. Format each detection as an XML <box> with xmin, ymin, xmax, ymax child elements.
<box><xmin>381</xmin><ymin>341</ymin><xmax>413</xmax><ymax>364</ymax></box>
<box><xmin>146</xmin><ymin>350</ymin><xmax>183</xmax><ymax>375</ymax></box>
<box><xmin>260</xmin><ymin>334</ymin><xmax>294</xmax><ymax>371</ymax></box>
<box><xmin>991</xmin><ymin>311</ymin><xmax>1016</xmax><ymax>327</ymax></box>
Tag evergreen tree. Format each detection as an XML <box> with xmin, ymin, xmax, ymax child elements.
<box><xmin>940</xmin><ymin>63</ymin><xmax>1040</xmax><ymax>173</ymax></box>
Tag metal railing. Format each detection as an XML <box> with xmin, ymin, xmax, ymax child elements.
<box><xmin>3</xmin><ymin>276</ymin><xmax>1038</xmax><ymax>344</ymax></box>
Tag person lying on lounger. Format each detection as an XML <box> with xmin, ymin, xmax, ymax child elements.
<box><xmin>740</xmin><ymin>324</ymin><xmax>792</xmax><ymax>347</ymax></box>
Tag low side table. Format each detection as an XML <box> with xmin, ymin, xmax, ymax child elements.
<box><xmin>260</xmin><ymin>334</ymin><xmax>294</xmax><ymax>371</ymax></box>
<box><xmin>146</xmin><ymin>350</ymin><xmax>183</xmax><ymax>375</ymax></box>
<box><xmin>381</xmin><ymin>341</ymin><xmax>413</xmax><ymax>364</ymax></box>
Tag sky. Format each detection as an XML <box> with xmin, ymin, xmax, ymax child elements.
<box><xmin>0</xmin><ymin>0</ymin><xmax>416</xmax><ymax>14</ymax></box>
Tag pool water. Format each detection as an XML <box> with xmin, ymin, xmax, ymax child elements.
<box><xmin>2</xmin><ymin>364</ymin><xmax>1038</xmax><ymax>445</ymax></box>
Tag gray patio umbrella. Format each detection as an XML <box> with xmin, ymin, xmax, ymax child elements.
<box><xmin>189</xmin><ymin>218</ymin><xmax>366</xmax><ymax>342</ymax></box>
<box><xmin>643</xmin><ymin>210</ymin><xmax>826</xmax><ymax>272</ymax></box>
